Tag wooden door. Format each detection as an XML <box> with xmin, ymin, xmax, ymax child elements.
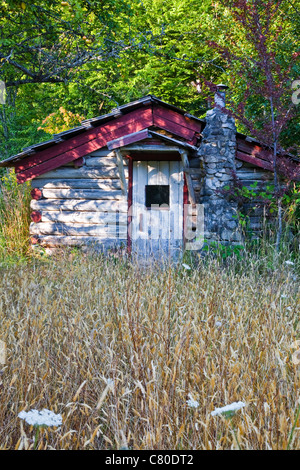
<box><xmin>130</xmin><ymin>160</ymin><xmax>184</xmax><ymax>259</ymax></box>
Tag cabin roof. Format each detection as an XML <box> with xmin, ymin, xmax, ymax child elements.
<box><xmin>0</xmin><ymin>95</ymin><xmax>201</xmax><ymax>166</ymax></box>
<box><xmin>0</xmin><ymin>94</ymin><xmax>299</xmax><ymax>182</ymax></box>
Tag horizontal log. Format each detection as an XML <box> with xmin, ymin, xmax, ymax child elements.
<box><xmin>64</xmin><ymin>157</ymin><xmax>84</xmax><ymax>167</ymax></box>
<box><xmin>84</xmin><ymin>156</ymin><xmax>128</xmax><ymax>167</ymax></box>
<box><xmin>242</xmin><ymin>203</ymin><xmax>269</xmax><ymax>214</ymax></box>
<box><xmin>31</xmin><ymin>188</ymin><xmax>42</xmax><ymax>200</ymax></box>
<box><xmin>40</xmin><ymin>210</ymin><xmax>127</xmax><ymax>225</ymax></box>
<box><xmin>31</xmin><ymin>211</ymin><xmax>42</xmax><ymax>223</ymax></box>
<box><xmin>248</xmin><ymin>222</ymin><xmax>263</xmax><ymax>230</ymax></box>
<box><xmin>33</xmin><ymin>236</ymin><xmax>126</xmax><ymax>248</ymax></box>
<box><xmin>239</xmin><ymin>161</ymin><xmax>269</xmax><ymax>171</ymax></box>
<box><xmin>248</xmin><ymin>216</ymin><xmax>269</xmax><ymax>223</ymax></box>
<box><xmin>236</xmin><ymin>166</ymin><xmax>268</xmax><ymax>173</ymax></box>
<box><xmin>31</xmin><ymin>178</ymin><xmax>122</xmax><ymax>190</ymax></box>
<box><xmin>237</xmin><ymin>138</ymin><xmax>273</xmax><ymax>162</ymax></box>
<box><xmin>34</xmin><ymin>166</ymin><xmax>128</xmax><ymax>180</ymax></box>
<box><xmin>236</xmin><ymin>171</ymin><xmax>272</xmax><ymax>180</ymax></box>
<box><xmin>86</xmin><ymin>149</ymin><xmax>113</xmax><ymax>157</ymax></box>
<box><xmin>236</xmin><ymin>151</ymin><xmax>273</xmax><ymax>172</ymax></box>
<box><xmin>30</xmin><ymin>199</ymin><xmax>128</xmax><ymax>213</ymax></box>
<box><xmin>41</xmin><ymin>188</ymin><xmax>124</xmax><ymax>200</ymax></box>
<box><xmin>30</xmin><ymin>222</ymin><xmax>127</xmax><ymax>237</ymax></box>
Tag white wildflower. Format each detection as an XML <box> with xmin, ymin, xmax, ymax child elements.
<box><xmin>263</xmin><ymin>402</ymin><xmax>270</xmax><ymax>414</ymax></box>
<box><xmin>215</xmin><ymin>321</ymin><xmax>222</xmax><ymax>327</ymax></box>
<box><xmin>211</xmin><ymin>401</ymin><xmax>245</xmax><ymax>417</ymax></box>
<box><xmin>18</xmin><ymin>409</ymin><xmax>62</xmax><ymax>427</ymax></box>
<box><xmin>281</xmin><ymin>294</ymin><xmax>288</xmax><ymax>299</ymax></box>
<box><xmin>106</xmin><ymin>378</ymin><xmax>114</xmax><ymax>387</ymax></box>
<box><xmin>290</xmin><ymin>340</ymin><xmax>300</xmax><ymax>350</ymax></box>
<box><xmin>292</xmin><ymin>350</ymin><xmax>300</xmax><ymax>365</ymax></box>
<box><xmin>182</xmin><ymin>263</ymin><xmax>191</xmax><ymax>270</ymax></box>
<box><xmin>187</xmin><ymin>393</ymin><xmax>199</xmax><ymax>408</ymax></box>
<box><xmin>285</xmin><ymin>260</ymin><xmax>294</xmax><ymax>266</ymax></box>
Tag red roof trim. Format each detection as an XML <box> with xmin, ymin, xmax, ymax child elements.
<box><xmin>236</xmin><ymin>138</ymin><xmax>300</xmax><ymax>180</ymax></box>
<box><xmin>16</xmin><ymin>107</ymin><xmax>153</xmax><ymax>174</ymax></box>
<box><xmin>107</xmin><ymin>129</ymin><xmax>151</xmax><ymax>150</ymax></box>
<box><xmin>0</xmin><ymin>95</ymin><xmax>297</xmax><ymax>181</ymax></box>
<box><xmin>236</xmin><ymin>151</ymin><xmax>274</xmax><ymax>171</ymax></box>
<box><xmin>16</xmin><ymin>115</ymin><xmax>153</xmax><ymax>183</ymax></box>
<box><xmin>15</xmin><ymin>104</ymin><xmax>204</xmax><ymax>183</ymax></box>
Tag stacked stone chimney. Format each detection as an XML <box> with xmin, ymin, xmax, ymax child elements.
<box><xmin>198</xmin><ymin>85</ymin><xmax>242</xmax><ymax>244</ymax></box>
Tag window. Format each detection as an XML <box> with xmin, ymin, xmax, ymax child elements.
<box><xmin>145</xmin><ymin>185</ymin><xmax>170</xmax><ymax>209</ymax></box>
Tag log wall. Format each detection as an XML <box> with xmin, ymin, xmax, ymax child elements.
<box><xmin>235</xmin><ymin>160</ymin><xmax>276</xmax><ymax>236</ymax></box>
<box><xmin>29</xmin><ymin>146</ymin><xmax>278</xmax><ymax>250</ymax></box>
<box><xmin>30</xmin><ymin>148</ymin><xmax>128</xmax><ymax>250</ymax></box>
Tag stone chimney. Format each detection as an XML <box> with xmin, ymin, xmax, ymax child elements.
<box><xmin>214</xmin><ymin>84</ymin><xmax>228</xmax><ymax>108</ymax></box>
<box><xmin>198</xmin><ymin>85</ymin><xmax>241</xmax><ymax>245</ymax></box>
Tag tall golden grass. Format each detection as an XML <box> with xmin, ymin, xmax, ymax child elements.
<box><xmin>0</xmin><ymin>170</ymin><xmax>31</xmax><ymax>260</ymax></box>
<box><xmin>0</xmin><ymin>253</ymin><xmax>299</xmax><ymax>450</ymax></box>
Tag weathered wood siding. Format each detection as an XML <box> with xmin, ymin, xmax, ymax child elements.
<box><xmin>30</xmin><ymin>149</ymin><xmax>128</xmax><ymax>249</ymax></box>
<box><xmin>236</xmin><ymin>160</ymin><xmax>276</xmax><ymax>235</ymax></box>
<box><xmin>193</xmin><ymin>158</ymin><xmax>277</xmax><ymax>238</ymax></box>
<box><xmin>29</xmin><ymin>144</ymin><xmax>279</xmax><ymax>250</ymax></box>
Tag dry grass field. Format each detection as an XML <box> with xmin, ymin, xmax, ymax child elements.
<box><xmin>0</xmin><ymin>251</ymin><xmax>299</xmax><ymax>450</ymax></box>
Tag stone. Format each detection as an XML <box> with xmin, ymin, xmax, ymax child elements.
<box><xmin>220</xmin><ymin>174</ymin><xmax>232</xmax><ymax>181</ymax></box>
<box><xmin>221</xmin><ymin>229</ymin><xmax>242</xmax><ymax>242</ymax></box>
<box><xmin>225</xmin><ymin>219</ymin><xmax>238</xmax><ymax>229</ymax></box>
<box><xmin>197</xmin><ymin>102</ymin><xmax>241</xmax><ymax>245</ymax></box>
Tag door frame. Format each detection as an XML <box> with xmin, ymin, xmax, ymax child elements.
<box><xmin>126</xmin><ymin>155</ymin><xmax>188</xmax><ymax>255</ymax></box>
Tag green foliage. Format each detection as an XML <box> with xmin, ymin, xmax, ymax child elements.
<box><xmin>222</xmin><ymin>178</ymin><xmax>300</xmax><ymax>255</ymax></box>
<box><xmin>224</xmin><ymin>179</ymin><xmax>300</xmax><ymax>217</ymax></box>
<box><xmin>0</xmin><ymin>0</ymin><xmax>299</xmax><ymax>159</ymax></box>
<box><xmin>38</xmin><ymin>106</ymin><xmax>85</xmax><ymax>134</ymax></box>
<box><xmin>0</xmin><ymin>0</ymin><xmax>298</xmax><ymax>264</ymax></box>
<box><xmin>283</xmin><ymin>183</ymin><xmax>300</xmax><ymax>233</ymax></box>
<box><xmin>202</xmin><ymin>241</ymin><xmax>245</xmax><ymax>261</ymax></box>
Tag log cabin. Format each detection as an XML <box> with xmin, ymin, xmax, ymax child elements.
<box><xmin>0</xmin><ymin>89</ymin><xmax>299</xmax><ymax>258</ymax></box>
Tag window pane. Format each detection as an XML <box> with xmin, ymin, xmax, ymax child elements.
<box><xmin>145</xmin><ymin>185</ymin><xmax>169</xmax><ymax>208</ymax></box>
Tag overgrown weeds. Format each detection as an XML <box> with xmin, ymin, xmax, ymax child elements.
<box><xmin>0</xmin><ymin>253</ymin><xmax>299</xmax><ymax>450</ymax></box>
<box><xmin>0</xmin><ymin>173</ymin><xmax>299</xmax><ymax>449</ymax></box>
<box><xmin>0</xmin><ymin>170</ymin><xmax>31</xmax><ymax>262</ymax></box>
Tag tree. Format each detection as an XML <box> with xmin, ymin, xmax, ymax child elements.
<box><xmin>0</xmin><ymin>0</ymin><xmax>157</xmax><ymax>158</ymax></box>
<box><xmin>0</xmin><ymin>0</ymin><xmax>223</xmax><ymax>159</ymax></box>
<box><xmin>0</xmin><ymin>1</ymin><xmax>138</xmax><ymax>86</ymax></box>
<box><xmin>201</xmin><ymin>0</ymin><xmax>299</xmax><ymax>249</ymax></box>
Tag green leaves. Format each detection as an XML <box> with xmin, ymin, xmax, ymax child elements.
<box><xmin>0</xmin><ymin>0</ymin><xmax>298</xmax><ymax>161</ymax></box>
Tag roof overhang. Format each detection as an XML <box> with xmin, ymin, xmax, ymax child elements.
<box><xmin>0</xmin><ymin>94</ymin><xmax>298</xmax><ymax>182</ymax></box>
<box><xmin>0</xmin><ymin>96</ymin><xmax>203</xmax><ymax>183</ymax></box>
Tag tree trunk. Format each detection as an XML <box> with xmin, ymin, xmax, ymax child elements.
<box><xmin>270</xmin><ymin>97</ymin><xmax>282</xmax><ymax>251</ymax></box>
